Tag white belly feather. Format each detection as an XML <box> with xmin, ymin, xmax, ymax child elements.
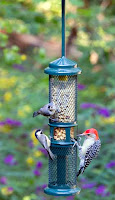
<box><xmin>81</xmin><ymin>138</ymin><xmax>95</xmax><ymax>156</ymax></box>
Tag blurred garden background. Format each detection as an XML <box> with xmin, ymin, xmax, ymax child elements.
<box><xmin>0</xmin><ymin>0</ymin><xmax>115</xmax><ymax>199</ymax></box>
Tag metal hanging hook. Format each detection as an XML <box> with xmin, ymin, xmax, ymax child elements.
<box><xmin>62</xmin><ymin>0</ymin><xmax>66</xmax><ymax>57</ymax></box>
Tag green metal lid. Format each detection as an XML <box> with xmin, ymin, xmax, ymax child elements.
<box><xmin>44</xmin><ymin>56</ymin><xmax>82</xmax><ymax>75</ymax></box>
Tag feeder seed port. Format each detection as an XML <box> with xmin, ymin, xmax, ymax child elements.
<box><xmin>54</xmin><ymin>127</ymin><xmax>74</xmax><ymax>140</ymax></box>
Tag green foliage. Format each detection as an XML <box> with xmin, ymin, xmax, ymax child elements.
<box><xmin>0</xmin><ymin>33</ymin><xmax>8</xmax><ymax>47</ymax></box>
<box><xmin>70</xmin><ymin>0</ymin><xmax>84</xmax><ymax>7</ymax></box>
<box><xmin>0</xmin><ymin>0</ymin><xmax>115</xmax><ymax>200</ymax></box>
<box><xmin>3</xmin><ymin>46</ymin><xmax>21</xmax><ymax>65</ymax></box>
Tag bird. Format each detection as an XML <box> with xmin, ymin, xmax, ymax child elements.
<box><xmin>35</xmin><ymin>129</ymin><xmax>55</xmax><ymax>160</ymax></box>
<box><xmin>72</xmin><ymin>128</ymin><xmax>101</xmax><ymax>177</ymax></box>
<box><xmin>33</xmin><ymin>102</ymin><xmax>58</xmax><ymax>121</ymax></box>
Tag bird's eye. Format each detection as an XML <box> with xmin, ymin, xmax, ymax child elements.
<box><xmin>87</xmin><ymin>134</ymin><xmax>90</xmax><ymax>136</ymax></box>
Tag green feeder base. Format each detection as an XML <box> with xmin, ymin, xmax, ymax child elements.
<box><xmin>44</xmin><ymin>187</ymin><xmax>81</xmax><ymax>196</ymax></box>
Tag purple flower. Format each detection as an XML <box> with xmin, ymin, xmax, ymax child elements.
<box><xmin>36</xmin><ymin>184</ymin><xmax>47</xmax><ymax>194</ymax></box>
<box><xmin>0</xmin><ymin>176</ymin><xmax>7</xmax><ymax>184</ymax></box>
<box><xmin>0</xmin><ymin>119</ymin><xmax>22</xmax><ymax>127</ymax></box>
<box><xmin>80</xmin><ymin>103</ymin><xmax>111</xmax><ymax>118</ymax></box>
<box><xmin>4</xmin><ymin>155</ymin><xmax>16</xmax><ymax>166</ymax></box>
<box><xmin>8</xmin><ymin>187</ymin><xmax>13</xmax><ymax>192</ymax></box>
<box><xmin>97</xmin><ymin>108</ymin><xmax>110</xmax><ymax>118</ymax></box>
<box><xmin>78</xmin><ymin>83</ymin><xmax>86</xmax><ymax>90</ymax></box>
<box><xmin>95</xmin><ymin>185</ymin><xmax>110</xmax><ymax>197</ymax></box>
<box><xmin>5</xmin><ymin>118</ymin><xmax>22</xmax><ymax>127</ymax></box>
<box><xmin>105</xmin><ymin>160</ymin><xmax>115</xmax><ymax>169</ymax></box>
<box><xmin>80</xmin><ymin>103</ymin><xmax>98</xmax><ymax>109</ymax></box>
<box><xmin>41</xmin><ymin>184</ymin><xmax>47</xmax><ymax>189</ymax></box>
<box><xmin>33</xmin><ymin>169</ymin><xmax>41</xmax><ymax>176</ymax></box>
<box><xmin>36</xmin><ymin>186</ymin><xmax>41</xmax><ymax>193</ymax></box>
<box><xmin>13</xmin><ymin>64</ymin><xmax>25</xmax><ymax>71</ymax></box>
<box><xmin>0</xmin><ymin>121</ymin><xmax>6</xmax><ymax>126</ymax></box>
<box><xmin>36</xmin><ymin>161</ymin><xmax>43</xmax><ymax>169</ymax></box>
<box><xmin>38</xmin><ymin>148</ymin><xmax>48</xmax><ymax>157</ymax></box>
<box><xmin>95</xmin><ymin>185</ymin><xmax>106</xmax><ymax>195</ymax></box>
<box><xmin>28</xmin><ymin>140</ymin><xmax>34</xmax><ymax>148</ymax></box>
<box><xmin>66</xmin><ymin>196</ymin><xmax>74</xmax><ymax>200</ymax></box>
<box><xmin>82</xmin><ymin>182</ymin><xmax>96</xmax><ymax>189</ymax></box>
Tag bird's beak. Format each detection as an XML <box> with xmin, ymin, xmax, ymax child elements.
<box><xmin>33</xmin><ymin>111</ymin><xmax>38</xmax><ymax>117</ymax></box>
<box><xmin>77</xmin><ymin>133</ymin><xmax>85</xmax><ymax>137</ymax></box>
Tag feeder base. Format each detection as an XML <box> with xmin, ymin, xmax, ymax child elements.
<box><xmin>44</xmin><ymin>187</ymin><xmax>81</xmax><ymax>196</ymax></box>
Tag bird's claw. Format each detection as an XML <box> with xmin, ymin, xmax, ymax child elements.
<box><xmin>78</xmin><ymin>136</ymin><xmax>81</xmax><ymax>142</ymax></box>
<box><xmin>71</xmin><ymin>138</ymin><xmax>78</xmax><ymax>147</ymax></box>
<box><xmin>71</xmin><ymin>138</ymin><xmax>76</xmax><ymax>143</ymax></box>
<box><xmin>49</xmin><ymin>135</ymin><xmax>52</xmax><ymax>140</ymax></box>
<box><xmin>50</xmin><ymin>118</ymin><xmax>58</xmax><ymax>122</ymax></box>
<box><xmin>71</xmin><ymin>138</ymin><xmax>82</xmax><ymax>150</ymax></box>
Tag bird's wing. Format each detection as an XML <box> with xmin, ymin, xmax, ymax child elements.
<box><xmin>43</xmin><ymin>135</ymin><xmax>50</xmax><ymax>150</ymax></box>
<box><xmin>39</xmin><ymin>107</ymin><xmax>50</xmax><ymax>116</ymax></box>
<box><xmin>83</xmin><ymin>139</ymin><xmax>101</xmax><ymax>171</ymax></box>
<box><xmin>45</xmin><ymin>135</ymin><xmax>51</xmax><ymax>148</ymax></box>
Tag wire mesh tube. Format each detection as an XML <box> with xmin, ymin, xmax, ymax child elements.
<box><xmin>49</xmin><ymin>145</ymin><xmax>77</xmax><ymax>188</ymax></box>
<box><xmin>49</xmin><ymin>75</ymin><xmax>77</xmax><ymax>123</ymax></box>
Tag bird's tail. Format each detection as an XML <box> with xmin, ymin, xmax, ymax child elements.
<box><xmin>77</xmin><ymin>167</ymin><xmax>84</xmax><ymax>177</ymax></box>
<box><xmin>77</xmin><ymin>159</ymin><xmax>85</xmax><ymax>177</ymax></box>
<box><xmin>48</xmin><ymin>148</ymin><xmax>55</xmax><ymax>160</ymax></box>
<box><xmin>33</xmin><ymin>111</ymin><xmax>40</xmax><ymax>117</ymax></box>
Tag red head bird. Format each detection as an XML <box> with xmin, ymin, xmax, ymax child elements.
<box><xmin>76</xmin><ymin>128</ymin><xmax>101</xmax><ymax>177</ymax></box>
<box><xmin>78</xmin><ymin>128</ymin><xmax>99</xmax><ymax>140</ymax></box>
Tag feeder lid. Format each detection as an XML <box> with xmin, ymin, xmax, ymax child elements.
<box><xmin>44</xmin><ymin>56</ymin><xmax>82</xmax><ymax>75</ymax></box>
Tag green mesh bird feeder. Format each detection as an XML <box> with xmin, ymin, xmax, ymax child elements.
<box><xmin>44</xmin><ymin>0</ymin><xmax>82</xmax><ymax>196</ymax></box>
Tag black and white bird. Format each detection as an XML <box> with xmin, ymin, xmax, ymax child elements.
<box><xmin>33</xmin><ymin>102</ymin><xmax>57</xmax><ymax>121</ymax></box>
<box><xmin>35</xmin><ymin>129</ymin><xmax>55</xmax><ymax>160</ymax></box>
<box><xmin>72</xmin><ymin>128</ymin><xmax>101</xmax><ymax>177</ymax></box>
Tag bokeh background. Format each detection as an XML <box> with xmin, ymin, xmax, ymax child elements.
<box><xmin>0</xmin><ymin>0</ymin><xmax>115</xmax><ymax>200</ymax></box>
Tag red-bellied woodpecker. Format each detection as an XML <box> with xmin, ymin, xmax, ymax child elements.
<box><xmin>72</xmin><ymin>128</ymin><xmax>101</xmax><ymax>177</ymax></box>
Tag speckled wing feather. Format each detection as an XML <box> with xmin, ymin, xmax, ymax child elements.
<box><xmin>77</xmin><ymin>139</ymin><xmax>101</xmax><ymax>177</ymax></box>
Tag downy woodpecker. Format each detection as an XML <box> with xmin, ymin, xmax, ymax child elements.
<box><xmin>72</xmin><ymin>128</ymin><xmax>101</xmax><ymax>177</ymax></box>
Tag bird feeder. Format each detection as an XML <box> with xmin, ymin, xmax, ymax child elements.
<box><xmin>44</xmin><ymin>0</ymin><xmax>82</xmax><ymax>196</ymax></box>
